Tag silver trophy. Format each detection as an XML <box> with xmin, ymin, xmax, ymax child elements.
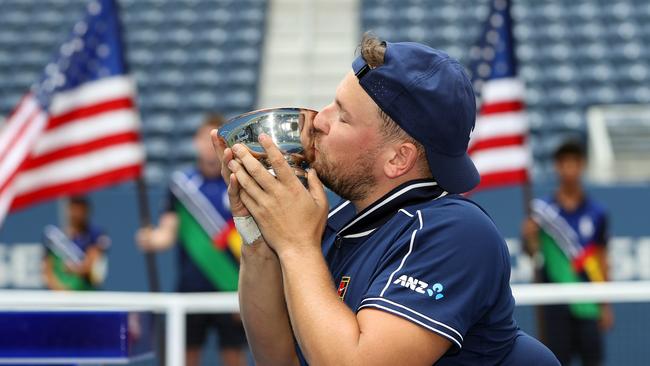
<box><xmin>218</xmin><ymin>108</ymin><xmax>317</xmax><ymax>184</ymax></box>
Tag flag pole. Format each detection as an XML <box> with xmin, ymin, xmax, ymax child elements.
<box><xmin>522</xmin><ymin>179</ymin><xmax>546</xmax><ymax>343</ymax></box>
<box><xmin>135</xmin><ymin>176</ymin><xmax>160</xmax><ymax>292</ymax></box>
<box><xmin>134</xmin><ymin>176</ymin><xmax>166</xmax><ymax>366</ymax></box>
<box><xmin>113</xmin><ymin>0</ymin><xmax>164</xmax><ymax>357</ymax></box>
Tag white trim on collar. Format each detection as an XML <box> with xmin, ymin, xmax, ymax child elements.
<box><xmin>342</xmin><ymin>228</ymin><xmax>376</xmax><ymax>239</ymax></box>
<box><xmin>328</xmin><ymin>200</ymin><xmax>351</xmax><ymax>218</ymax></box>
<box><xmin>337</xmin><ymin>181</ymin><xmax>438</xmax><ymax>235</ymax></box>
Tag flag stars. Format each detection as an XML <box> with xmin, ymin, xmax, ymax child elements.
<box><xmin>32</xmin><ymin>0</ymin><xmax>124</xmax><ymax>98</ymax></box>
<box><xmin>478</xmin><ymin>63</ymin><xmax>492</xmax><ymax>78</ymax></box>
<box><xmin>482</xmin><ymin>47</ymin><xmax>496</xmax><ymax>61</ymax></box>
<box><xmin>486</xmin><ymin>30</ymin><xmax>500</xmax><ymax>45</ymax></box>
<box><xmin>72</xmin><ymin>38</ymin><xmax>84</xmax><ymax>52</ymax></box>
<box><xmin>88</xmin><ymin>1</ymin><xmax>102</xmax><ymax>16</ymax></box>
<box><xmin>52</xmin><ymin>72</ymin><xmax>67</xmax><ymax>88</ymax></box>
<box><xmin>74</xmin><ymin>21</ymin><xmax>88</xmax><ymax>36</ymax></box>
<box><xmin>60</xmin><ymin>42</ymin><xmax>75</xmax><ymax>57</ymax></box>
<box><xmin>45</xmin><ymin>63</ymin><xmax>58</xmax><ymax>76</ymax></box>
<box><xmin>490</xmin><ymin>13</ymin><xmax>504</xmax><ymax>28</ymax></box>
<box><xmin>42</xmin><ymin>78</ymin><xmax>56</xmax><ymax>93</ymax></box>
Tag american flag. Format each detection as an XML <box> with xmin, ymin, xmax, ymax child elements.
<box><xmin>0</xmin><ymin>0</ymin><xmax>144</xmax><ymax>224</ymax></box>
<box><xmin>468</xmin><ymin>0</ymin><xmax>530</xmax><ymax>190</ymax></box>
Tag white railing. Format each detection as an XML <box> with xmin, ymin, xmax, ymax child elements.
<box><xmin>2</xmin><ymin>281</ymin><xmax>650</xmax><ymax>365</ymax></box>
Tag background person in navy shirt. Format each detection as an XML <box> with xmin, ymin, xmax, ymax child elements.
<box><xmin>215</xmin><ymin>33</ymin><xmax>559</xmax><ymax>365</ymax></box>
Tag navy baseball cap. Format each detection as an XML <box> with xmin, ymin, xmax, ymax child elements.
<box><xmin>352</xmin><ymin>41</ymin><xmax>480</xmax><ymax>193</ymax></box>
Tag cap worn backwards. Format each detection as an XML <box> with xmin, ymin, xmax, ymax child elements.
<box><xmin>352</xmin><ymin>41</ymin><xmax>480</xmax><ymax>193</ymax></box>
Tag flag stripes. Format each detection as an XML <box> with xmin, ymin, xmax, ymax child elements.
<box><xmin>467</xmin><ymin>0</ymin><xmax>530</xmax><ymax>191</ymax></box>
<box><xmin>0</xmin><ymin>0</ymin><xmax>145</xmax><ymax>225</ymax></box>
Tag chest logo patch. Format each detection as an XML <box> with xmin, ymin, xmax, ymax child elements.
<box><xmin>393</xmin><ymin>275</ymin><xmax>444</xmax><ymax>300</ymax></box>
<box><xmin>337</xmin><ymin>276</ymin><xmax>351</xmax><ymax>301</ymax></box>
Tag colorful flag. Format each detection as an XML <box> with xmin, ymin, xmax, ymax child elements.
<box><xmin>170</xmin><ymin>171</ymin><xmax>242</xmax><ymax>291</ymax></box>
<box><xmin>468</xmin><ymin>0</ymin><xmax>530</xmax><ymax>190</ymax></box>
<box><xmin>531</xmin><ymin>198</ymin><xmax>604</xmax><ymax>318</ymax></box>
<box><xmin>0</xmin><ymin>0</ymin><xmax>144</xmax><ymax>225</ymax></box>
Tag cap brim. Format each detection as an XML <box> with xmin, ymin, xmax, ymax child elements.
<box><xmin>425</xmin><ymin>149</ymin><xmax>480</xmax><ymax>194</ymax></box>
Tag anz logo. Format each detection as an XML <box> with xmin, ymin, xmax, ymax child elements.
<box><xmin>393</xmin><ymin>275</ymin><xmax>445</xmax><ymax>300</ymax></box>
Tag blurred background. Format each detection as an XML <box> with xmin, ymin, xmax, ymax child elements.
<box><xmin>0</xmin><ymin>0</ymin><xmax>649</xmax><ymax>365</ymax></box>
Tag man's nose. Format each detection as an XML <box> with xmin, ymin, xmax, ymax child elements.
<box><xmin>313</xmin><ymin>103</ymin><xmax>334</xmax><ymax>134</ymax></box>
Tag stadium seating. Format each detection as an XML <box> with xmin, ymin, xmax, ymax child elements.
<box><xmin>2</xmin><ymin>0</ymin><xmax>649</xmax><ymax>183</ymax></box>
<box><xmin>361</xmin><ymin>0</ymin><xmax>650</xmax><ymax>179</ymax></box>
<box><xmin>0</xmin><ymin>0</ymin><xmax>267</xmax><ymax>184</ymax></box>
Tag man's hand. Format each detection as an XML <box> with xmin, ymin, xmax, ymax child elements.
<box><xmin>522</xmin><ymin>217</ymin><xmax>540</xmax><ymax>255</ymax></box>
<box><xmin>210</xmin><ymin>129</ymin><xmax>250</xmax><ymax>218</ymax></box>
<box><xmin>227</xmin><ymin>134</ymin><xmax>329</xmax><ymax>256</ymax></box>
<box><xmin>213</xmin><ymin>133</ymin><xmax>300</xmax><ymax>365</ymax></box>
<box><xmin>135</xmin><ymin>214</ymin><xmax>178</xmax><ymax>252</ymax></box>
<box><xmin>64</xmin><ymin>261</ymin><xmax>87</xmax><ymax>275</ymax></box>
<box><xmin>136</xmin><ymin>226</ymin><xmax>156</xmax><ymax>252</ymax></box>
<box><xmin>42</xmin><ymin>259</ymin><xmax>68</xmax><ymax>291</ymax></box>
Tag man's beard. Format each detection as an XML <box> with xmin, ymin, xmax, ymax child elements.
<box><xmin>311</xmin><ymin>147</ymin><xmax>377</xmax><ymax>202</ymax></box>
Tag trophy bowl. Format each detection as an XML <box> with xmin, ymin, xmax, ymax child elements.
<box><xmin>218</xmin><ymin>108</ymin><xmax>317</xmax><ymax>184</ymax></box>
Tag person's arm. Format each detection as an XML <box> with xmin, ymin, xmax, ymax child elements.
<box><xmin>597</xmin><ymin>243</ymin><xmax>614</xmax><ymax>331</ymax></box>
<box><xmin>42</xmin><ymin>256</ymin><xmax>67</xmax><ymax>291</ymax></box>
<box><xmin>136</xmin><ymin>212</ymin><xmax>179</xmax><ymax>252</ymax></box>
<box><xmin>239</xmin><ymin>239</ymin><xmax>299</xmax><ymax>365</ymax></box>
<box><xmin>521</xmin><ymin>217</ymin><xmax>540</xmax><ymax>257</ymax></box>
<box><xmin>596</xmin><ymin>213</ymin><xmax>614</xmax><ymax>331</ymax></box>
<box><xmin>279</xmin><ymin>247</ymin><xmax>450</xmax><ymax>365</ymax></box>
<box><xmin>211</xmin><ymin>130</ymin><xmax>298</xmax><ymax>365</ymax></box>
<box><xmin>66</xmin><ymin>245</ymin><xmax>103</xmax><ymax>276</ymax></box>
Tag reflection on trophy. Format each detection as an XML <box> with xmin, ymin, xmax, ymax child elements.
<box><xmin>218</xmin><ymin>108</ymin><xmax>317</xmax><ymax>185</ymax></box>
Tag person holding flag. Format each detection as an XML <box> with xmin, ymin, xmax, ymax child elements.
<box><xmin>522</xmin><ymin>140</ymin><xmax>613</xmax><ymax>366</ymax></box>
<box><xmin>137</xmin><ymin>115</ymin><xmax>246</xmax><ymax>366</ymax></box>
<box><xmin>42</xmin><ymin>196</ymin><xmax>110</xmax><ymax>291</ymax></box>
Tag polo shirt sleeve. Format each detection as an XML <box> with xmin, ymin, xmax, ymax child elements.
<box><xmin>356</xmin><ymin>204</ymin><xmax>509</xmax><ymax>351</ymax></box>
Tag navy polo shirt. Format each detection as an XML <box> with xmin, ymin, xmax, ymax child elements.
<box><xmin>297</xmin><ymin>179</ymin><xmax>556</xmax><ymax>365</ymax></box>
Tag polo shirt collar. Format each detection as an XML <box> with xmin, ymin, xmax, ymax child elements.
<box><xmin>327</xmin><ymin>179</ymin><xmax>447</xmax><ymax>239</ymax></box>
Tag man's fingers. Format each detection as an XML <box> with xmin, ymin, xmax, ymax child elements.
<box><xmin>307</xmin><ymin>169</ymin><xmax>328</xmax><ymax>207</ymax></box>
<box><xmin>210</xmin><ymin>129</ymin><xmax>226</xmax><ymax>160</ymax></box>
<box><xmin>227</xmin><ymin>173</ymin><xmax>241</xmax><ymax>201</ymax></box>
<box><xmin>239</xmin><ymin>189</ymin><xmax>260</xmax><ymax>216</ymax></box>
<box><xmin>228</xmin><ymin>158</ymin><xmax>267</xmax><ymax>201</ymax></box>
<box><xmin>258</xmin><ymin>134</ymin><xmax>295</xmax><ymax>184</ymax></box>
<box><xmin>231</xmin><ymin>143</ymin><xmax>278</xmax><ymax>191</ymax></box>
<box><xmin>211</xmin><ymin>129</ymin><xmax>235</xmax><ymax>183</ymax></box>
<box><xmin>220</xmin><ymin>147</ymin><xmax>235</xmax><ymax>180</ymax></box>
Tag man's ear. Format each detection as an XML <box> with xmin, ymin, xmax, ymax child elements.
<box><xmin>383</xmin><ymin>142</ymin><xmax>419</xmax><ymax>179</ymax></box>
